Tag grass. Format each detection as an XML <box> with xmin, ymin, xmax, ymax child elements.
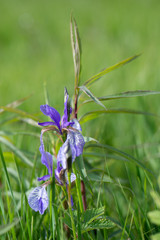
<box><xmin>1</xmin><ymin>0</ymin><xmax>160</xmax><ymax>239</ymax></box>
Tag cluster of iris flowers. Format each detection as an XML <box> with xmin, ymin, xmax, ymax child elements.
<box><xmin>28</xmin><ymin>89</ymin><xmax>85</xmax><ymax>214</ymax></box>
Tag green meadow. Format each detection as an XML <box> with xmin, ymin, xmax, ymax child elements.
<box><xmin>1</xmin><ymin>0</ymin><xmax>160</xmax><ymax>239</ymax></box>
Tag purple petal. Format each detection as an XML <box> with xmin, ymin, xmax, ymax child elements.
<box><xmin>57</xmin><ymin>139</ymin><xmax>76</xmax><ymax>170</ymax></box>
<box><xmin>61</xmin><ymin>94</ymin><xmax>69</xmax><ymax>128</ymax></box>
<box><xmin>71</xmin><ymin>195</ymin><xmax>74</xmax><ymax>208</ymax></box>
<box><xmin>38</xmin><ymin>121</ymin><xmax>57</xmax><ymax>127</ymax></box>
<box><xmin>55</xmin><ymin>168</ymin><xmax>63</xmax><ymax>185</ymax></box>
<box><xmin>40</xmin><ymin>105</ymin><xmax>61</xmax><ymax>132</ymax></box>
<box><xmin>57</xmin><ymin>141</ymin><xmax>68</xmax><ymax>170</ymax></box>
<box><xmin>28</xmin><ymin>186</ymin><xmax>48</xmax><ymax>215</ymax></box>
<box><xmin>71</xmin><ymin>119</ymin><xmax>82</xmax><ymax>131</ymax></box>
<box><xmin>39</xmin><ymin>131</ymin><xmax>53</xmax><ymax>175</ymax></box>
<box><xmin>37</xmin><ymin>174</ymin><xmax>50</xmax><ymax>182</ymax></box>
<box><xmin>71</xmin><ymin>173</ymin><xmax>76</xmax><ymax>182</ymax></box>
<box><xmin>65</xmin><ymin>172</ymin><xmax>76</xmax><ymax>184</ymax></box>
<box><xmin>67</xmin><ymin>130</ymin><xmax>85</xmax><ymax>159</ymax></box>
<box><xmin>61</xmin><ymin>91</ymin><xmax>73</xmax><ymax>129</ymax></box>
<box><xmin>40</xmin><ymin>150</ymin><xmax>53</xmax><ymax>175</ymax></box>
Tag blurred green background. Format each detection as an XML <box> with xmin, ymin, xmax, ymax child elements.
<box><xmin>1</xmin><ymin>0</ymin><xmax>160</xmax><ymax>107</ymax></box>
<box><xmin>1</xmin><ymin>2</ymin><xmax>160</xmax><ymax>238</ymax></box>
<box><xmin>1</xmin><ymin>0</ymin><xmax>160</xmax><ymax>160</ymax></box>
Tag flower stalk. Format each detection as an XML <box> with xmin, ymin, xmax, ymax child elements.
<box><xmin>67</xmin><ymin>170</ymin><xmax>77</xmax><ymax>240</ymax></box>
<box><xmin>73</xmin><ymin>162</ymin><xmax>84</xmax><ymax>213</ymax></box>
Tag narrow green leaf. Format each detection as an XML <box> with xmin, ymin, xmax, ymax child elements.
<box><xmin>0</xmin><ymin>106</ymin><xmax>39</xmax><ymax>121</ymax></box>
<box><xmin>78</xmin><ymin>86</ymin><xmax>107</xmax><ymax>110</ymax></box>
<box><xmin>0</xmin><ymin>95</ymin><xmax>32</xmax><ymax>115</ymax></box>
<box><xmin>84</xmin><ymin>152</ymin><xmax>129</xmax><ymax>162</ymax></box>
<box><xmin>0</xmin><ymin>189</ymin><xmax>7</xmax><ymax>224</ymax></box>
<box><xmin>75</xmin><ymin>155</ymin><xmax>93</xmax><ymax>194</ymax></box>
<box><xmin>0</xmin><ymin>218</ymin><xmax>20</xmax><ymax>236</ymax></box>
<box><xmin>85</xmin><ymin>143</ymin><xmax>153</xmax><ymax>174</ymax></box>
<box><xmin>0</xmin><ymin>136</ymin><xmax>33</xmax><ymax>167</ymax></box>
<box><xmin>84</xmin><ymin>54</ymin><xmax>140</xmax><ymax>87</ymax></box>
<box><xmin>79</xmin><ymin>108</ymin><xmax>157</xmax><ymax>124</ymax></box>
<box><xmin>88</xmin><ymin>172</ymin><xmax>113</xmax><ymax>183</ymax></box>
<box><xmin>77</xmin><ymin>204</ymin><xmax>82</xmax><ymax>240</ymax></box>
<box><xmin>0</xmin><ymin>146</ymin><xmax>26</xmax><ymax>239</ymax></box>
<box><xmin>73</xmin><ymin>162</ymin><xmax>84</xmax><ymax>213</ymax></box>
<box><xmin>83</xmin><ymin>90</ymin><xmax>160</xmax><ymax>104</ymax></box>
<box><xmin>70</xmin><ymin>16</ymin><xmax>81</xmax><ymax>87</ymax></box>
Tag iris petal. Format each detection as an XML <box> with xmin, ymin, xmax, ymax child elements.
<box><xmin>28</xmin><ymin>186</ymin><xmax>48</xmax><ymax>215</ymax></box>
<box><xmin>67</xmin><ymin>130</ymin><xmax>85</xmax><ymax>158</ymax></box>
<box><xmin>39</xmin><ymin>132</ymin><xmax>53</xmax><ymax>176</ymax></box>
<box><xmin>37</xmin><ymin>174</ymin><xmax>50</xmax><ymax>182</ymax></box>
<box><xmin>71</xmin><ymin>118</ymin><xmax>82</xmax><ymax>131</ymax></box>
<box><xmin>38</xmin><ymin>121</ymin><xmax>57</xmax><ymax>127</ymax></box>
<box><xmin>40</xmin><ymin>105</ymin><xmax>61</xmax><ymax>132</ymax></box>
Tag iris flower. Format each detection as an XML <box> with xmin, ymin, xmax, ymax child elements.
<box><xmin>28</xmin><ymin>141</ymin><xmax>76</xmax><ymax>214</ymax></box>
<box><xmin>28</xmin><ymin>89</ymin><xmax>85</xmax><ymax>214</ymax></box>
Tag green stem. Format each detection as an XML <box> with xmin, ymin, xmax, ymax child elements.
<box><xmin>73</xmin><ymin>163</ymin><xmax>84</xmax><ymax>213</ymax></box>
<box><xmin>67</xmin><ymin>171</ymin><xmax>77</xmax><ymax>240</ymax></box>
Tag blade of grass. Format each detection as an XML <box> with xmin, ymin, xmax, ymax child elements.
<box><xmin>84</xmin><ymin>54</ymin><xmax>140</xmax><ymax>87</ymax></box>
<box><xmin>0</xmin><ymin>146</ymin><xmax>26</xmax><ymax>240</ymax></box>
<box><xmin>0</xmin><ymin>106</ymin><xmax>39</xmax><ymax>121</ymax></box>
<box><xmin>82</xmin><ymin>90</ymin><xmax>160</xmax><ymax>104</ymax></box>
<box><xmin>85</xmin><ymin>143</ymin><xmax>153</xmax><ymax>174</ymax></box>
<box><xmin>0</xmin><ymin>136</ymin><xmax>33</xmax><ymax>167</ymax></box>
<box><xmin>0</xmin><ymin>95</ymin><xmax>32</xmax><ymax>115</ymax></box>
<box><xmin>0</xmin><ymin>218</ymin><xmax>20</xmax><ymax>236</ymax></box>
<box><xmin>78</xmin><ymin>86</ymin><xmax>107</xmax><ymax>110</ymax></box>
<box><xmin>79</xmin><ymin>109</ymin><xmax>158</xmax><ymax>124</ymax></box>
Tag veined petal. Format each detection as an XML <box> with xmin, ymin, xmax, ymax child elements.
<box><xmin>38</xmin><ymin>121</ymin><xmax>57</xmax><ymax>127</ymax></box>
<box><xmin>40</xmin><ymin>105</ymin><xmax>61</xmax><ymax>132</ymax></box>
<box><xmin>57</xmin><ymin>139</ymin><xmax>76</xmax><ymax>170</ymax></box>
<box><xmin>65</xmin><ymin>172</ymin><xmax>76</xmax><ymax>184</ymax></box>
<box><xmin>55</xmin><ymin>168</ymin><xmax>63</xmax><ymax>185</ymax></box>
<box><xmin>28</xmin><ymin>186</ymin><xmax>48</xmax><ymax>215</ymax></box>
<box><xmin>37</xmin><ymin>174</ymin><xmax>50</xmax><ymax>182</ymax></box>
<box><xmin>71</xmin><ymin>118</ymin><xmax>82</xmax><ymax>131</ymax></box>
<box><xmin>67</xmin><ymin>130</ymin><xmax>85</xmax><ymax>158</ymax></box>
<box><xmin>39</xmin><ymin>131</ymin><xmax>53</xmax><ymax>175</ymax></box>
<box><xmin>61</xmin><ymin>94</ymin><xmax>69</xmax><ymax>128</ymax></box>
<box><xmin>40</xmin><ymin>150</ymin><xmax>53</xmax><ymax>176</ymax></box>
<box><xmin>57</xmin><ymin>141</ymin><xmax>68</xmax><ymax>170</ymax></box>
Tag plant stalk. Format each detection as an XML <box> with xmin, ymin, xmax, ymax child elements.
<box><xmin>67</xmin><ymin>171</ymin><xmax>77</xmax><ymax>240</ymax></box>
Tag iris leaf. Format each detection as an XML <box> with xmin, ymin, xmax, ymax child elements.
<box><xmin>82</xmin><ymin>90</ymin><xmax>160</xmax><ymax>104</ymax></box>
<box><xmin>79</xmin><ymin>108</ymin><xmax>158</xmax><ymax>124</ymax></box>
<box><xmin>84</xmin><ymin>54</ymin><xmax>140</xmax><ymax>87</ymax></box>
<box><xmin>0</xmin><ymin>106</ymin><xmax>39</xmax><ymax>121</ymax></box>
<box><xmin>78</xmin><ymin>86</ymin><xmax>107</xmax><ymax>110</ymax></box>
<box><xmin>0</xmin><ymin>95</ymin><xmax>32</xmax><ymax>115</ymax></box>
<box><xmin>85</xmin><ymin>143</ymin><xmax>153</xmax><ymax>174</ymax></box>
<box><xmin>0</xmin><ymin>218</ymin><xmax>20</xmax><ymax>236</ymax></box>
<box><xmin>0</xmin><ymin>136</ymin><xmax>33</xmax><ymax>167</ymax></box>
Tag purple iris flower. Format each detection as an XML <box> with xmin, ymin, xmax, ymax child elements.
<box><xmin>28</xmin><ymin>186</ymin><xmax>49</xmax><ymax>215</ymax></box>
<box><xmin>28</xmin><ymin>135</ymin><xmax>76</xmax><ymax>215</ymax></box>
<box><xmin>38</xmin><ymin>90</ymin><xmax>73</xmax><ymax>133</ymax></box>
<box><xmin>38</xmin><ymin>90</ymin><xmax>85</xmax><ymax>162</ymax></box>
<box><xmin>28</xmin><ymin>89</ymin><xmax>84</xmax><ymax>215</ymax></box>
